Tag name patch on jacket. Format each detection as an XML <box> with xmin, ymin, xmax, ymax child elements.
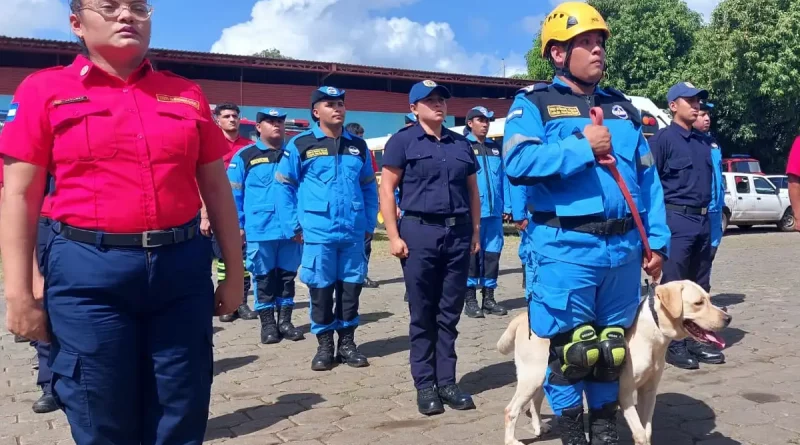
<box><xmin>156</xmin><ymin>94</ymin><xmax>200</xmax><ymax>110</ymax></box>
<box><xmin>306</xmin><ymin>148</ymin><xmax>329</xmax><ymax>159</ymax></box>
<box><xmin>52</xmin><ymin>96</ymin><xmax>89</xmax><ymax>107</ymax></box>
<box><xmin>547</xmin><ymin>105</ymin><xmax>581</xmax><ymax>118</ymax></box>
<box><xmin>249</xmin><ymin>158</ymin><xmax>270</xmax><ymax>166</ymax></box>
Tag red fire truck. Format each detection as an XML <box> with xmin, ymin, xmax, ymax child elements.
<box><xmin>721</xmin><ymin>154</ymin><xmax>762</xmax><ymax>174</ymax></box>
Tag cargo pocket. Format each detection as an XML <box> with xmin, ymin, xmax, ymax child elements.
<box><xmin>49</xmin><ymin>349</ymin><xmax>91</xmax><ymax>427</ymax></box>
<box><xmin>299</xmin><ymin>252</ymin><xmax>318</xmax><ymax>287</ymax></box>
<box><xmin>529</xmin><ymin>282</ymin><xmax>571</xmax><ymax>338</ymax></box>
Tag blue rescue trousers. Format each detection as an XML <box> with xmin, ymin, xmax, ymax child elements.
<box><xmin>45</xmin><ymin>220</ymin><xmax>214</xmax><ymax>445</ymax></box>
<box><xmin>528</xmin><ymin>251</ymin><xmax>641</xmax><ymax>415</ymax></box>
<box><xmin>299</xmin><ymin>241</ymin><xmax>366</xmax><ymax>334</ymax></box>
<box><xmin>246</xmin><ymin>239</ymin><xmax>302</xmax><ymax>310</ymax></box>
<box><xmin>467</xmin><ymin>216</ymin><xmax>504</xmax><ymax>289</ymax></box>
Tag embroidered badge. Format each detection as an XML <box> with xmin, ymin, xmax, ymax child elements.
<box><xmin>156</xmin><ymin>94</ymin><xmax>200</xmax><ymax>110</ymax></box>
<box><xmin>547</xmin><ymin>105</ymin><xmax>581</xmax><ymax>118</ymax></box>
<box><xmin>52</xmin><ymin>96</ymin><xmax>89</xmax><ymax>107</ymax></box>
<box><xmin>611</xmin><ymin>105</ymin><xmax>629</xmax><ymax>120</ymax></box>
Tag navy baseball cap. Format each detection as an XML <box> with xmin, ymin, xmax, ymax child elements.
<box><xmin>311</xmin><ymin>86</ymin><xmax>346</xmax><ymax>108</ymax></box>
<box><xmin>404</xmin><ymin>112</ymin><xmax>417</xmax><ymax>124</ymax></box>
<box><xmin>256</xmin><ymin>108</ymin><xmax>287</xmax><ymax>122</ymax></box>
<box><xmin>466</xmin><ymin>106</ymin><xmax>494</xmax><ymax>121</ymax></box>
<box><xmin>700</xmin><ymin>101</ymin><xmax>715</xmax><ymax>111</ymax></box>
<box><xmin>667</xmin><ymin>82</ymin><xmax>708</xmax><ymax>103</ymax></box>
<box><xmin>409</xmin><ymin>80</ymin><xmax>451</xmax><ymax>104</ymax></box>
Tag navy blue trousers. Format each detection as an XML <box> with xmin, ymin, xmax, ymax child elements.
<box><xmin>662</xmin><ymin>211</ymin><xmax>712</xmax><ymax>291</ymax></box>
<box><xmin>400</xmin><ymin>218</ymin><xmax>472</xmax><ymax>390</ymax></box>
<box><xmin>33</xmin><ymin>216</ymin><xmax>54</xmax><ymax>390</ymax></box>
<box><xmin>44</xmin><ymin>223</ymin><xmax>215</xmax><ymax>445</ymax></box>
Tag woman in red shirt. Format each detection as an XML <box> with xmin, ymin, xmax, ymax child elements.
<box><xmin>0</xmin><ymin>2</ymin><xmax>243</xmax><ymax>444</ymax></box>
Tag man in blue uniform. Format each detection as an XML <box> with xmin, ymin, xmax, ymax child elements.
<box><xmin>503</xmin><ymin>3</ymin><xmax>670</xmax><ymax>444</ymax></box>
<box><xmin>651</xmin><ymin>88</ymin><xmax>725</xmax><ymax>369</ymax></box>
<box><xmin>695</xmin><ymin>102</ymin><xmax>725</xmax><ymax>262</ymax></box>
<box><xmin>228</xmin><ymin>108</ymin><xmax>304</xmax><ymax>345</ymax></box>
<box><xmin>276</xmin><ymin>87</ymin><xmax>378</xmax><ymax>371</ymax></box>
<box><xmin>463</xmin><ymin>106</ymin><xmax>511</xmax><ymax>318</ymax></box>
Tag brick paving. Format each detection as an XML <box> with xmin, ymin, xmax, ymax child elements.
<box><xmin>2</xmin><ymin>228</ymin><xmax>800</xmax><ymax>444</ymax></box>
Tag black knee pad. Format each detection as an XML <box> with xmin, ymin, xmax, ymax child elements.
<box><xmin>550</xmin><ymin>324</ymin><xmax>600</xmax><ymax>381</ymax></box>
<box><xmin>310</xmin><ymin>286</ymin><xmax>335</xmax><ymax>327</ymax></box>
<box><xmin>255</xmin><ymin>274</ymin><xmax>275</xmax><ymax>305</ymax></box>
<box><xmin>592</xmin><ymin>326</ymin><xmax>627</xmax><ymax>382</ymax></box>
<box><xmin>277</xmin><ymin>269</ymin><xmax>297</xmax><ymax>298</ymax></box>
<box><xmin>339</xmin><ymin>281</ymin><xmax>362</xmax><ymax>322</ymax></box>
<box><xmin>484</xmin><ymin>252</ymin><xmax>501</xmax><ymax>279</ymax></box>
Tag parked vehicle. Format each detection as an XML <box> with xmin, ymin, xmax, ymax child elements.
<box><xmin>765</xmin><ymin>174</ymin><xmax>790</xmax><ymax>200</ymax></box>
<box><xmin>722</xmin><ymin>172</ymin><xmax>794</xmax><ymax>232</ymax></box>
<box><xmin>722</xmin><ymin>154</ymin><xmax>762</xmax><ymax>174</ymax></box>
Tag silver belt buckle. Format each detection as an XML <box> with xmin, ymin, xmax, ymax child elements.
<box><xmin>701</xmin><ymin>207</ymin><xmax>708</xmax><ymax>215</ymax></box>
<box><xmin>445</xmin><ymin>217</ymin><xmax>457</xmax><ymax>227</ymax></box>
<box><xmin>142</xmin><ymin>231</ymin><xmax>164</xmax><ymax>248</ymax></box>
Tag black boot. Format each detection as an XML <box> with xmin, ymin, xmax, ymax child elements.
<box><xmin>589</xmin><ymin>403</ymin><xmax>620</xmax><ymax>445</ymax></box>
<box><xmin>558</xmin><ymin>405</ymin><xmax>589</xmax><ymax>445</ymax></box>
<box><xmin>31</xmin><ymin>385</ymin><xmax>58</xmax><ymax>414</ymax></box>
<box><xmin>417</xmin><ymin>387</ymin><xmax>444</xmax><ymax>416</ymax></box>
<box><xmin>437</xmin><ymin>384</ymin><xmax>475</xmax><ymax>410</ymax></box>
<box><xmin>258</xmin><ymin>308</ymin><xmax>281</xmax><ymax>344</ymax></box>
<box><xmin>336</xmin><ymin>327</ymin><xmax>369</xmax><ymax>368</ymax></box>
<box><xmin>277</xmin><ymin>305</ymin><xmax>304</xmax><ymax>341</ymax></box>
<box><xmin>237</xmin><ymin>303</ymin><xmax>258</xmax><ymax>320</ymax></box>
<box><xmin>463</xmin><ymin>287</ymin><xmax>484</xmax><ymax>318</ymax></box>
<box><xmin>481</xmin><ymin>287</ymin><xmax>507</xmax><ymax>315</ymax></box>
<box><xmin>666</xmin><ymin>339</ymin><xmax>699</xmax><ymax>369</ymax></box>
<box><xmin>687</xmin><ymin>338</ymin><xmax>725</xmax><ymax>364</ymax></box>
<box><xmin>311</xmin><ymin>331</ymin><xmax>335</xmax><ymax>371</ymax></box>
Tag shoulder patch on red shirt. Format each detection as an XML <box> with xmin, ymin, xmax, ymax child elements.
<box><xmin>156</xmin><ymin>94</ymin><xmax>200</xmax><ymax>110</ymax></box>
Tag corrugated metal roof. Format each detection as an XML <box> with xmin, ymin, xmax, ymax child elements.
<box><xmin>0</xmin><ymin>36</ymin><xmax>542</xmax><ymax>88</ymax></box>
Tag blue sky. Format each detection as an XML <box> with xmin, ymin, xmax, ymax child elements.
<box><xmin>2</xmin><ymin>0</ymin><xmax>717</xmax><ymax>77</ymax></box>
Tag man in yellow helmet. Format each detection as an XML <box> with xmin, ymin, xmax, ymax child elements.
<box><xmin>503</xmin><ymin>3</ymin><xmax>670</xmax><ymax>444</ymax></box>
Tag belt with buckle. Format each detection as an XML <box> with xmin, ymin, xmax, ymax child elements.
<box><xmin>531</xmin><ymin>211</ymin><xmax>635</xmax><ymax>236</ymax></box>
<box><xmin>402</xmin><ymin>211</ymin><xmax>470</xmax><ymax>227</ymax></box>
<box><xmin>38</xmin><ymin>216</ymin><xmax>53</xmax><ymax>224</ymax></box>
<box><xmin>57</xmin><ymin>220</ymin><xmax>200</xmax><ymax>248</ymax></box>
<box><xmin>665</xmin><ymin>204</ymin><xmax>708</xmax><ymax>215</ymax></box>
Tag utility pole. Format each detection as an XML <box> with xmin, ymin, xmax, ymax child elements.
<box><xmin>502</xmin><ymin>58</ymin><xmax>506</xmax><ymax>77</ymax></box>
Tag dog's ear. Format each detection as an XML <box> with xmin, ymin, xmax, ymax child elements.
<box><xmin>656</xmin><ymin>282</ymin><xmax>684</xmax><ymax>320</ymax></box>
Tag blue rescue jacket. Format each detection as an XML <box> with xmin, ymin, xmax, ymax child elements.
<box><xmin>227</xmin><ymin>139</ymin><xmax>288</xmax><ymax>242</ymax></box>
<box><xmin>706</xmin><ymin>135</ymin><xmax>725</xmax><ymax>247</ymax></box>
<box><xmin>467</xmin><ymin>133</ymin><xmax>512</xmax><ymax>218</ymax></box>
<box><xmin>276</xmin><ymin>125</ymin><xmax>378</xmax><ymax>244</ymax></box>
<box><xmin>503</xmin><ymin>77</ymin><xmax>671</xmax><ymax>267</ymax></box>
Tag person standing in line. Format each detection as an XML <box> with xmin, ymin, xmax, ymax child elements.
<box><xmin>650</xmin><ymin>83</ymin><xmax>725</xmax><ymax>370</ymax></box>
<box><xmin>380</xmin><ymin>80</ymin><xmax>481</xmax><ymax>416</ymax></box>
<box><xmin>787</xmin><ymin>136</ymin><xmax>800</xmax><ymax>231</ymax></box>
<box><xmin>210</xmin><ymin>102</ymin><xmax>258</xmax><ymax>322</ymax></box>
<box><xmin>400</xmin><ymin>112</ymin><xmax>416</xmax><ymax>302</ymax></box>
<box><xmin>276</xmin><ymin>87</ymin><xmax>378</xmax><ymax>371</ymax></box>
<box><xmin>503</xmin><ymin>3</ymin><xmax>669</xmax><ymax>443</ymax></box>
<box><xmin>462</xmin><ymin>106</ymin><xmax>510</xmax><ymax>318</ymax></box>
<box><xmin>346</xmin><ymin>122</ymin><xmax>380</xmax><ymax>289</ymax></box>
<box><xmin>228</xmin><ymin>108</ymin><xmax>304</xmax><ymax>345</ymax></box>
<box><xmin>0</xmin><ymin>1</ymin><xmax>243</xmax><ymax>443</ymax></box>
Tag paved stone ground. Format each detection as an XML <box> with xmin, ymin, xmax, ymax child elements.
<box><xmin>2</xmin><ymin>227</ymin><xmax>800</xmax><ymax>445</ymax></box>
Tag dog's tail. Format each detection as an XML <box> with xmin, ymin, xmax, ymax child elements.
<box><xmin>497</xmin><ymin>313</ymin><xmax>525</xmax><ymax>355</ymax></box>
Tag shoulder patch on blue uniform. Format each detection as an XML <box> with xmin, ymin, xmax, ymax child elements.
<box><xmin>284</xmin><ymin>150</ymin><xmax>291</xmax><ymax>157</ymax></box>
<box><xmin>228</xmin><ymin>163</ymin><xmax>237</xmax><ymax>169</ymax></box>
<box><xmin>611</xmin><ymin>105</ymin><xmax>629</xmax><ymax>120</ymax></box>
<box><xmin>604</xmin><ymin>87</ymin><xmax>630</xmax><ymax>101</ymax></box>
<box><xmin>516</xmin><ymin>83</ymin><xmax>548</xmax><ymax>95</ymax></box>
<box><xmin>5</xmin><ymin>103</ymin><xmax>19</xmax><ymax>123</ymax></box>
<box><xmin>507</xmin><ymin>107</ymin><xmax>524</xmax><ymax>122</ymax></box>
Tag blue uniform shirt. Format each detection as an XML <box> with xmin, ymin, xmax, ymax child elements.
<box><xmin>227</xmin><ymin>139</ymin><xmax>288</xmax><ymax>242</ymax></box>
<box><xmin>503</xmin><ymin>77</ymin><xmax>670</xmax><ymax>267</ymax></box>
<box><xmin>382</xmin><ymin>123</ymin><xmax>479</xmax><ymax>215</ymax></box>
<box><xmin>467</xmin><ymin>133</ymin><xmax>512</xmax><ymax>218</ymax></box>
<box><xmin>706</xmin><ymin>134</ymin><xmax>725</xmax><ymax>247</ymax></box>
<box><xmin>649</xmin><ymin>122</ymin><xmax>713</xmax><ymax>209</ymax></box>
<box><xmin>275</xmin><ymin>124</ymin><xmax>378</xmax><ymax>244</ymax></box>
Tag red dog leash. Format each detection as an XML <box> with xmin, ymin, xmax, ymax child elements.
<box><xmin>589</xmin><ymin>107</ymin><xmax>653</xmax><ymax>263</ymax></box>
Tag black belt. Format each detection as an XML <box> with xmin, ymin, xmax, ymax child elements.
<box><xmin>39</xmin><ymin>216</ymin><xmax>53</xmax><ymax>224</ymax></box>
<box><xmin>531</xmin><ymin>211</ymin><xmax>635</xmax><ymax>236</ymax></box>
<box><xmin>57</xmin><ymin>220</ymin><xmax>200</xmax><ymax>248</ymax></box>
<box><xmin>402</xmin><ymin>211</ymin><xmax>470</xmax><ymax>227</ymax></box>
<box><xmin>665</xmin><ymin>204</ymin><xmax>708</xmax><ymax>215</ymax></box>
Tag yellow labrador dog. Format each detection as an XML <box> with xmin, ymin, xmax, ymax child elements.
<box><xmin>497</xmin><ymin>280</ymin><xmax>731</xmax><ymax>445</ymax></box>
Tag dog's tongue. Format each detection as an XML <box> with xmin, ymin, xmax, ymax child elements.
<box><xmin>703</xmin><ymin>330</ymin><xmax>726</xmax><ymax>349</ymax></box>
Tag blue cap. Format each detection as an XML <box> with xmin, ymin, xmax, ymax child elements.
<box><xmin>667</xmin><ymin>82</ymin><xmax>708</xmax><ymax>103</ymax></box>
<box><xmin>256</xmin><ymin>108</ymin><xmax>287</xmax><ymax>122</ymax></box>
<box><xmin>311</xmin><ymin>86</ymin><xmax>346</xmax><ymax>108</ymax></box>
<box><xmin>405</xmin><ymin>112</ymin><xmax>417</xmax><ymax>124</ymax></box>
<box><xmin>466</xmin><ymin>106</ymin><xmax>494</xmax><ymax>120</ymax></box>
<box><xmin>409</xmin><ymin>80</ymin><xmax>451</xmax><ymax>104</ymax></box>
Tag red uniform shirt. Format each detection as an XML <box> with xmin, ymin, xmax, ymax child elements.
<box><xmin>0</xmin><ymin>55</ymin><xmax>228</xmax><ymax>233</ymax></box>
<box><xmin>787</xmin><ymin>136</ymin><xmax>800</xmax><ymax>177</ymax></box>
<box><xmin>223</xmin><ymin>135</ymin><xmax>252</xmax><ymax>168</ymax></box>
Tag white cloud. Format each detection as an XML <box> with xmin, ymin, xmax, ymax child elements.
<box><xmin>521</xmin><ymin>14</ymin><xmax>545</xmax><ymax>35</ymax></box>
<box><xmin>210</xmin><ymin>0</ymin><xmax>521</xmax><ymax>76</ymax></box>
<box><xmin>0</xmin><ymin>0</ymin><xmax>69</xmax><ymax>38</ymax></box>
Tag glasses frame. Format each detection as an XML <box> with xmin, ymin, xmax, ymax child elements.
<box><xmin>79</xmin><ymin>2</ymin><xmax>154</xmax><ymax>21</ymax></box>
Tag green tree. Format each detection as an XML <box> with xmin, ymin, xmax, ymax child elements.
<box><xmin>524</xmin><ymin>35</ymin><xmax>554</xmax><ymax>81</ymax></box>
<box><xmin>252</xmin><ymin>48</ymin><xmax>292</xmax><ymax>59</ymax></box>
<box><xmin>688</xmin><ymin>0</ymin><xmax>800</xmax><ymax>171</ymax></box>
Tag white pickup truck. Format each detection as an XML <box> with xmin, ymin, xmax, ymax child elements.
<box><xmin>722</xmin><ymin>172</ymin><xmax>795</xmax><ymax>232</ymax></box>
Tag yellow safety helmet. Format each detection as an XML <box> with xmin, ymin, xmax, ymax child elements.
<box><xmin>540</xmin><ymin>2</ymin><xmax>610</xmax><ymax>58</ymax></box>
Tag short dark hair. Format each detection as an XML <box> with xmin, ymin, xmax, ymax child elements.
<box><xmin>346</xmin><ymin>123</ymin><xmax>364</xmax><ymax>136</ymax></box>
<box><xmin>214</xmin><ymin>103</ymin><xmax>240</xmax><ymax>116</ymax></box>
<box><xmin>70</xmin><ymin>0</ymin><xmax>81</xmax><ymax>12</ymax></box>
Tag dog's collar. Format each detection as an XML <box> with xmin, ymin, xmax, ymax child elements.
<box><xmin>643</xmin><ymin>280</ymin><xmax>660</xmax><ymax>326</ymax></box>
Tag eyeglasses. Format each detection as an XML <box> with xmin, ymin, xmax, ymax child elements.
<box><xmin>80</xmin><ymin>2</ymin><xmax>154</xmax><ymax>21</ymax></box>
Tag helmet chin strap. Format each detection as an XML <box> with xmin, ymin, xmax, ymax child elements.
<box><xmin>551</xmin><ymin>41</ymin><xmax>602</xmax><ymax>89</ymax></box>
